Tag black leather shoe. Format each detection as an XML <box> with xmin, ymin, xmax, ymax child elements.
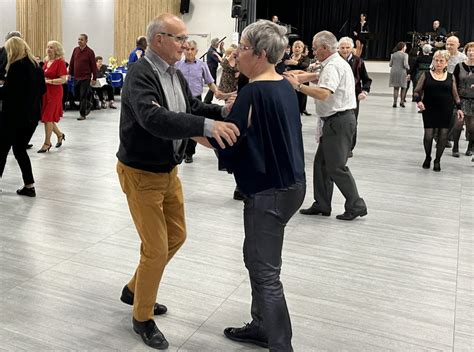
<box><xmin>433</xmin><ymin>161</ymin><xmax>441</xmax><ymax>172</ymax></box>
<box><xmin>299</xmin><ymin>204</ymin><xmax>331</xmax><ymax>216</ymax></box>
<box><xmin>336</xmin><ymin>208</ymin><xmax>367</xmax><ymax>220</ymax></box>
<box><xmin>302</xmin><ymin>110</ymin><xmax>312</xmax><ymax>116</ymax></box>
<box><xmin>233</xmin><ymin>188</ymin><xmax>245</xmax><ymax>201</ymax></box>
<box><xmin>16</xmin><ymin>187</ymin><xmax>36</xmax><ymax>197</ymax></box>
<box><xmin>26</xmin><ymin>144</ymin><xmax>33</xmax><ymax>149</ymax></box>
<box><xmin>184</xmin><ymin>155</ymin><xmax>193</xmax><ymax>163</ymax></box>
<box><xmin>422</xmin><ymin>157</ymin><xmax>431</xmax><ymax>169</ymax></box>
<box><xmin>224</xmin><ymin>323</ymin><xmax>268</xmax><ymax>348</ymax></box>
<box><xmin>120</xmin><ymin>285</ymin><xmax>167</xmax><ymax>315</ymax></box>
<box><xmin>133</xmin><ymin>318</ymin><xmax>169</xmax><ymax>350</ymax></box>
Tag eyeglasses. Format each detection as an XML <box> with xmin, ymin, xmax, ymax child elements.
<box><xmin>237</xmin><ymin>43</ymin><xmax>253</xmax><ymax>51</ymax></box>
<box><xmin>159</xmin><ymin>32</ymin><xmax>189</xmax><ymax>44</ymax></box>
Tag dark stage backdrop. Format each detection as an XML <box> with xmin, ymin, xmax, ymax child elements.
<box><xmin>256</xmin><ymin>0</ymin><xmax>473</xmax><ymax>60</ymax></box>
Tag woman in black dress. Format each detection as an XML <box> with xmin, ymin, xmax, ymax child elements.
<box><xmin>414</xmin><ymin>50</ymin><xmax>463</xmax><ymax>171</ymax></box>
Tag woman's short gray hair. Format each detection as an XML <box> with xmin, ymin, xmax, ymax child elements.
<box><xmin>211</xmin><ymin>38</ymin><xmax>220</xmax><ymax>47</ymax></box>
<box><xmin>338</xmin><ymin>36</ymin><xmax>354</xmax><ymax>49</ymax></box>
<box><xmin>241</xmin><ymin>20</ymin><xmax>288</xmax><ymax>65</ymax></box>
<box><xmin>313</xmin><ymin>31</ymin><xmax>338</xmax><ymax>52</ymax></box>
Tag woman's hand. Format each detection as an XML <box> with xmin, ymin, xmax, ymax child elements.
<box><xmin>417</xmin><ymin>101</ymin><xmax>425</xmax><ymax>111</ymax></box>
<box><xmin>457</xmin><ymin>109</ymin><xmax>464</xmax><ymax>120</ymax></box>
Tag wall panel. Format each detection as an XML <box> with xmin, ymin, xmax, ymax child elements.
<box><xmin>16</xmin><ymin>0</ymin><xmax>62</xmax><ymax>57</ymax></box>
<box><xmin>115</xmin><ymin>0</ymin><xmax>180</xmax><ymax>62</ymax></box>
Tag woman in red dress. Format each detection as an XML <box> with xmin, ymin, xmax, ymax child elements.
<box><xmin>38</xmin><ymin>41</ymin><xmax>67</xmax><ymax>153</ymax></box>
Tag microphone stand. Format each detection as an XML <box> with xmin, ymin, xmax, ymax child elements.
<box><xmin>338</xmin><ymin>19</ymin><xmax>349</xmax><ymax>35</ymax></box>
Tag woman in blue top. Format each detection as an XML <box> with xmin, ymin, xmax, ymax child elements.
<box><xmin>196</xmin><ymin>20</ymin><xmax>305</xmax><ymax>352</ymax></box>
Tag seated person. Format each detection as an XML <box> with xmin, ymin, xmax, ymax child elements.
<box><xmin>92</xmin><ymin>56</ymin><xmax>116</xmax><ymax>109</ymax></box>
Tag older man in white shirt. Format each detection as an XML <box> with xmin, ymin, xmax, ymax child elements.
<box><xmin>285</xmin><ymin>30</ymin><xmax>367</xmax><ymax>220</ymax></box>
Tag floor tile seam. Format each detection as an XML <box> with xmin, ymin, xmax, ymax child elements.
<box><xmin>290</xmin><ymin>313</ymin><xmax>449</xmax><ymax>351</ymax></box>
<box><xmin>176</xmin><ymin>274</ymin><xmax>249</xmax><ymax>351</ymax></box>
<box><xmin>10</xmin><ymin>225</ymin><xmax>134</xmax><ymax>289</ymax></box>
<box><xmin>451</xmin><ymin>185</ymin><xmax>464</xmax><ymax>352</ymax></box>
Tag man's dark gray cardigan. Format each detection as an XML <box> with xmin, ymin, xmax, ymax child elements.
<box><xmin>116</xmin><ymin>56</ymin><xmax>224</xmax><ymax>173</ymax></box>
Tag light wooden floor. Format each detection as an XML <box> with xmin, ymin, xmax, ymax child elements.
<box><xmin>0</xmin><ymin>75</ymin><xmax>472</xmax><ymax>351</ymax></box>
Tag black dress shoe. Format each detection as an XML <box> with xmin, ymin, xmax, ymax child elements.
<box><xmin>120</xmin><ymin>285</ymin><xmax>167</xmax><ymax>315</ymax></box>
<box><xmin>26</xmin><ymin>144</ymin><xmax>33</xmax><ymax>149</ymax></box>
<box><xmin>299</xmin><ymin>204</ymin><xmax>331</xmax><ymax>216</ymax></box>
<box><xmin>184</xmin><ymin>155</ymin><xmax>193</xmax><ymax>163</ymax></box>
<box><xmin>233</xmin><ymin>188</ymin><xmax>245</xmax><ymax>201</ymax></box>
<box><xmin>133</xmin><ymin>318</ymin><xmax>169</xmax><ymax>350</ymax></box>
<box><xmin>302</xmin><ymin>110</ymin><xmax>312</xmax><ymax>116</ymax></box>
<box><xmin>433</xmin><ymin>161</ymin><xmax>441</xmax><ymax>172</ymax></box>
<box><xmin>224</xmin><ymin>322</ymin><xmax>268</xmax><ymax>348</ymax></box>
<box><xmin>16</xmin><ymin>187</ymin><xmax>36</xmax><ymax>197</ymax></box>
<box><xmin>336</xmin><ymin>208</ymin><xmax>367</xmax><ymax>220</ymax></box>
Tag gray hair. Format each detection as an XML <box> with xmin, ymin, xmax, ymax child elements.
<box><xmin>338</xmin><ymin>36</ymin><xmax>354</xmax><ymax>49</ymax></box>
<box><xmin>187</xmin><ymin>40</ymin><xmax>198</xmax><ymax>49</ymax></box>
<box><xmin>313</xmin><ymin>31</ymin><xmax>338</xmax><ymax>52</ymax></box>
<box><xmin>5</xmin><ymin>31</ymin><xmax>22</xmax><ymax>41</ymax></box>
<box><xmin>146</xmin><ymin>17</ymin><xmax>167</xmax><ymax>45</ymax></box>
<box><xmin>422</xmin><ymin>44</ymin><xmax>432</xmax><ymax>54</ymax></box>
<box><xmin>241</xmin><ymin>19</ymin><xmax>288</xmax><ymax>65</ymax></box>
<box><xmin>211</xmin><ymin>37</ymin><xmax>220</xmax><ymax>47</ymax></box>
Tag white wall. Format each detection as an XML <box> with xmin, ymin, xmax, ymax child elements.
<box><xmin>62</xmin><ymin>0</ymin><xmax>114</xmax><ymax>62</ymax></box>
<box><xmin>0</xmin><ymin>0</ymin><xmax>17</xmax><ymax>45</ymax></box>
<box><xmin>182</xmin><ymin>0</ymin><xmax>236</xmax><ymax>54</ymax></box>
<box><xmin>3</xmin><ymin>0</ymin><xmax>233</xmax><ymax>61</ymax></box>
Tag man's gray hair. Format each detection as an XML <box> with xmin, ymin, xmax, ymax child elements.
<box><xmin>146</xmin><ymin>17</ymin><xmax>167</xmax><ymax>45</ymax></box>
<box><xmin>313</xmin><ymin>31</ymin><xmax>338</xmax><ymax>52</ymax></box>
<box><xmin>338</xmin><ymin>36</ymin><xmax>354</xmax><ymax>49</ymax></box>
<box><xmin>422</xmin><ymin>44</ymin><xmax>432</xmax><ymax>54</ymax></box>
<box><xmin>5</xmin><ymin>31</ymin><xmax>22</xmax><ymax>41</ymax></box>
<box><xmin>188</xmin><ymin>40</ymin><xmax>198</xmax><ymax>49</ymax></box>
<box><xmin>211</xmin><ymin>37</ymin><xmax>220</xmax><ymax>47</ymax></box>
<box><xmin>241</xmin><ymin>19</ymin><xmax>288</xmax><ymax>65</ymax></box>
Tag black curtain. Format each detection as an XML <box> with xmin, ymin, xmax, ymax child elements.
<box><xmin>256</xmin><ymin>0</ymin><xmax>473</xmax><ymax>59</ymax></box>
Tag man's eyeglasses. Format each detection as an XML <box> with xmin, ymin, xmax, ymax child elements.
<box><xmin>159</xmin><ymin>32</ymin><xmax>189</xmax><ymax>44</ymax></box>
<box><xmin>237</xmin><ymin>43</ymin><xmax>253</xmax><ymax>51</ymax></box>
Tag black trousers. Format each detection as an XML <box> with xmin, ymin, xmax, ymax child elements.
<box><xmin>94</xmin><ymin>85</ymin><xmax>114</xmax><ymax>102</ymax></box>
<box><xmin>185</xmin><ymin>95</ymin><xmax>202</xmax><ymax>157</ymax></box>
<box><xmin>296</xmin><ymin>88</ymin><xmax>308</xmax><ymax>114</ymax></box>
<box><xmin>352</xmin><ymin>98</ymin><xmax>360</xmax><ymax>150</ymax></box>
<box><xmin>203</xmin><ymin>66</ymin><xmax>217</xmax><ymax>104</ymax></box>
<box><xmin>0</xmin><ymin>125</ymin><xmax>37</xmax><ymax>185</ymax></box>
<box><xmin>75</xmin><ymin>79</ymin><xmax>92</xmax><ymax>117</ymax></box>
<box><xmin>243</xmin><ymin>182</ymin><xmax>305</xmax><ymax>352</ymax></box>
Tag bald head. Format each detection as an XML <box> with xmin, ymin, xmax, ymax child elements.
<box><xmin>146</xmin><ymin>13</ymin><xmax>188</xmax><ymax>64</ymax></box>
<box><xmin>446</xmin><ymin>36</ymin><xmax>460</xmax><ymax>55</ymax></box>
<box><xmin>146</xmin><ymin>13</ymin><xmax>184</xmax><ymax>44</ymax></box>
